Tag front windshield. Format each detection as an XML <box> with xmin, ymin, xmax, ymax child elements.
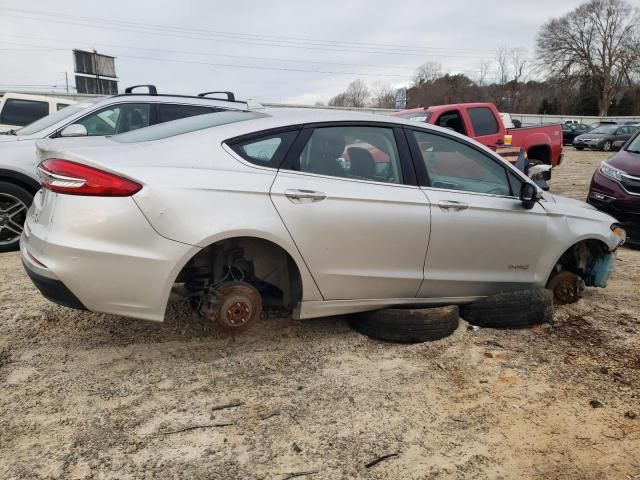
<box><xmin>625</xmin><ymin>132</ymin><xmax>640</xmax><ymax>153</ymax></box>
<box><xmin>590</xmin><ymin>125</ymin><xmax>617</xmax><ymax>135</ymax></box>
<box><xmin>17</xmin><ymin>100</ymin><xmax>100</xmax><ymax>135</ymax></box>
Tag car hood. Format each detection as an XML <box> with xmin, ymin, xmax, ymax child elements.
<box><xmin>543</xmin><ymin>193</ymin><xmax>614</xmax><ymax>222</ymax></box>
<box><xmin>0</xmin><ymin>134</ymin><xmax>21</xmax><ymax>143</ymax></box>
<box><xmin>576</xmin><ymin>133</ymin><xmax>609</xmax><ymax>140</ymax></box>
<box><xmin>606</xmin><ymin>149</ymin><xmax>640</xmax><ymax>176</ymax></box>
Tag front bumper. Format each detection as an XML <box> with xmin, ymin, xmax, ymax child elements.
<box><xmin>588</xmin><ymin>171</ymin><xmax>640</xmax><ymax>245</ymax></box>
<box><xmin>573</xmin><ymin>140</ymin><xmax>602</xmax><ymax>150</ymax></box>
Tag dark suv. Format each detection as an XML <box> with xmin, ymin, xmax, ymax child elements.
<box><xmin>588</xmin><ymin>130</ymin><xmax>640</xmax><ymax>246</ymax></box>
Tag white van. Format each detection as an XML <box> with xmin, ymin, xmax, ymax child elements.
<box><xmin>0</xmin><ymin>93</ymin><xmax>76</xmax><ymax>133</ymax></box>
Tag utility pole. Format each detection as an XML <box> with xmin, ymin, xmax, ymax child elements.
<box><xmin>93</xmin><ymin>49</ymin><xmax>100</xmax><ymax>95</ymax></box>
<box><xmin>65</xmin><ymin>71</ymin><xmax>69</xmax><ymax>94</ymax></box>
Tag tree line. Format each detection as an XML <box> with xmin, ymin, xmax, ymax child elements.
<box><xmin>327</xmin><ymin>0</ymin><xmax>640</xmax><ymax>116</ymax></box>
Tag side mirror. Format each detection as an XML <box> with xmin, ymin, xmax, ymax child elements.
<box><xmin>520</xmin><ymin>183</ymin><xmax>540</xmax><ymax>210</ymax></box>
<box><xmin>60</xmin><ymin>124</ymin><xmax>88</xmax><ymax>137</ymax></box>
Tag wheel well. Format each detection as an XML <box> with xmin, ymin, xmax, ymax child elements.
<box><xmin>0</xmin><ymin>170</ymin><xmax>40</xmax><ymax>196</ymax></box>
<box><xmin>548</xmin><ymin>239</ymin><xmax>610</xmax><ymax>287</ymax></box>
<box><xmin>527</xmin><ymin>145</ymin><xmax>551</xmax><ymax>165</ymax></box>
<box><xmin>175</xmin><ymin>236</ymin><xmax>303</xmax><ymax>310</ymax></box>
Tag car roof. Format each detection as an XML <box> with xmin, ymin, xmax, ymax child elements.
<box><xmin>88</xmin><ymin>93</ymin><xmax>255</xmax><ymax>110</ymax></box>
<box><xmin>120</xmin><ymin>107</ymin><xmax>486</xmax><ymax>149</ymax></box>
<box><xmin>0</xmin><ymin>92</ymin><xmax>77</xmax><ymax>104</ymax></box>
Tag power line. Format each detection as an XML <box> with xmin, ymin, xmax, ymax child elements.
<box><xmin>1</xmin><ymin>34</ymin><xmax>422</xmax><ymax>70</ymax></box>
<box><xmin>0</xmin><ymin>11</ymin><xmax>493</xmax><ymax>58</ymax></box>
<box><xmin>0</xmin><ymin>41</ymin><xmax>414</xmax><ymax>77</ymax></box>
<box><xmin>1</xmin><ymin>7</ymin><xmax>497</xmax><ymax>54</ymax></box>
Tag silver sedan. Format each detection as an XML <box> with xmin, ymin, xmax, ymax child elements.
<box><xmin>21</xmin><ymin>108</ymin><xmax>626</xmax><ymax>333</ymax></box>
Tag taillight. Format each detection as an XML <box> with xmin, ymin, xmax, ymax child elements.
<box><xmin>37</xmin><ymin>159</ymin><xmax>142</xmax><ymax>197</ymax></box>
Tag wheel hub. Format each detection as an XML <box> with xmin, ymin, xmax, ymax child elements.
<box><xmin>0</xmin><ymin>215</ymin><xmax>7</xmax><ymax>226</ymax></box>
<box><xmin>224</xmin><ymin>299</ymin><xmax>252</xmax><ymax>326</ymax></box>
<box><xmin>555</xmin><ymin>279</ymin><xmax>578</xmax><ymax>303</ymax></box>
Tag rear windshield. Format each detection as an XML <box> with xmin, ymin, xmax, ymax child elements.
<box><xmin>394</xmin><ymin>112</ymin><xmax>431</xmax><ymax>123</ymax></box>
<box><xmin>17</xmin><ymin>100</ymin><xmax>98</xmax><ymax>135</ymax></box>
<box><xmin>113</xmin><ymin>110</ymin><xmax>268</xmax><ymax>143</ymax></box>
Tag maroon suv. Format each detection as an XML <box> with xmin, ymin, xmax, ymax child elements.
<box><xmin>588</xmin><ymin>130</ymin><xmax>640</xmax><ymax>246</ymax></box>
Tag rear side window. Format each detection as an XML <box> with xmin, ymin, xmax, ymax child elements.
<box><xmin>229</xmin><ymin>131</ymin><xmax>298</xmax><ymax>168</ymax></box>
<box><xmin>56</xmin><ymin>103</ymin><xmax>71</xmax><ymax>111</ymax></box>
<box><xmin>0</xmin><ymin>99</ymin><xmax>49</xmax><ymax>126</ymax></box>
<box><xmin>468</xmin><ymin>107</ymin><xmax>499</xmax><ymax>136</ymax></box>
<box><xmin>156</xmin><ymin>104</ymin><xmax>217</xmax><ymax>123</ymax></box>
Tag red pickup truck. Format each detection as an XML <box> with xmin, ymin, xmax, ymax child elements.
<box><xmin>391</xmin><ymin>102</ymin><xmax>563</xmax><ymax>175</ymax></box>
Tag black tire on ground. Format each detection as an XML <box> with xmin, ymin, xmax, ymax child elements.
<box><xmin>575</xmin><ymin>146</ymin><xmax>584</xmax><ymax>151</ymax></box>
<box><xmin>0</xmin><ymin>181</ymin><xmax>33</xmax><ymax>253</ymax></box>
<box><xmin>350</xmin><ymin>305</ymin><xmax>459</xmax><ymax>343</ymax></box>
<box><xmin>460</xmin><ymin>288</ymin><xmax>553</xmax><ymax>328</ymax></box>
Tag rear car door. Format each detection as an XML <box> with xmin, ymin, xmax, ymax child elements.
<box><xmin>270</xmin><ymin>123</ymin><xmax>430</xmax><ymax>300</ymax></box>
<box><xmin>406</xmin><ymin>128</ymin><xmax>548</xmax><ymax>298</ymax></box>
<box><xmin>466</xmin><ymin>106</ymin><xmax>503</xmax><ymax>151</ymax></box>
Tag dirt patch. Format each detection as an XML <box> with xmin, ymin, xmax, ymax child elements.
<box><xmin>1</xmin><ymin>148</ymin><xmax>639</xmax><ymax>479</ymax></box>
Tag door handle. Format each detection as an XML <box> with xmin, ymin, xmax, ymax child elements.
<box><xmin>285</xmin><ymin>189</ymin><xmax>327</xmax><ymax>203</ymax></box>
<box><xmin>438</xmin><ymin>200</ymin><xmax>468</xmax><ymax>211</ymax></box>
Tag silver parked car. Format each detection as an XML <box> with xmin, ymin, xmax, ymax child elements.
<box><xmin>0</xmin><ymin>85</ymin><xmax>256</xmax><ymax>252</ymax></box>
<box><xmin>21</xmin><ymin>108</ymin><xmax>626</xmax><ymax>333</ymax></box>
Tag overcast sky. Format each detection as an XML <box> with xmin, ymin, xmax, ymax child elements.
<box><xmin>0</xmin><ymin>0</ymin><xmax>586</xmax><ymax>104</ymax></box>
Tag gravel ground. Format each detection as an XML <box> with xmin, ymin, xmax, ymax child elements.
<box><xmin>1</xmin><ymin>148</ymin><xmax>639</xmax><ymax>480</ymax></box>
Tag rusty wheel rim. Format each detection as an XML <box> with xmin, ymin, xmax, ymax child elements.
<box><xmin>547</xmin><ymin>272</ymin><xmax>583</xmax><ymax>305</ymax></box>
<box><xmin>208</xmin><ymin>283</ymin><xmax>262</xmax><ymax>334</ymax></box>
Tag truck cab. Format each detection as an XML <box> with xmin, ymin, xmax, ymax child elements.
<box><xmin>392</xmin><ymin>102</ymin><xmax>563</xmax><ymax>170</ymax></box>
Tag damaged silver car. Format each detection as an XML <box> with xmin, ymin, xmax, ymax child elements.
<box><xmin>21</xmin><ymin>108</ymin><xmax>626</xmax><ymax>333</ymax></box>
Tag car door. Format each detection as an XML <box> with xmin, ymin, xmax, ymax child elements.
<box><xmin>270</xmin><ymin>123</ymin><xmax>430</xmax><ymax>300</ymax></box>
<box><xmin>154</xmin><ymin>103</ymin><xmax>219</xmax><ymax>124</ymax></box>
<box><xmin>406</xmin><ymin>128</ymin><xmax>549</xmax><ymax>298</ymax></box>
<box><xmin>73</xmin><ymin>103</ymin><xmax>152</xmax><ymax>136</ymax></box>
<box><xmin>466</xmin><ymin>106</ymin><xmax>504</xmax><ymax>150</ymax></box>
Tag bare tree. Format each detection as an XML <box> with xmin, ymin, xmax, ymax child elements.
<box><xmin>328</xmin><ymin>92</ymin><xmax>348</xmax><ymax>107</ymax></box>
<box><xmin>413</xmin><ymin>61</ymin><xmax>442</xmax><ymax>85</ymax></box>
<box><xmin>510</xmin><ymin>48</ymin><xmax>528</xmax><ymax>84</ymax></box>
<box><xmin>495</xmin><ymin>46</ymin><xmax>509</xmax><ymax>85</ymax></box>
<box><xmin>369</xmin><ymin>82</ymin><xmax>396</xmax><ymax>108</ymax></box>
<box><xmin>475</xmin><ymin>60</ymin><xmax>492</xmax><ymax>87</ymax></box>
<box><xmin>329</xmin><ymin>79</ymin><xmax>370</xmax><ymax>108</ymax></box>
<box><xmin>536</xmin><ymin>0</ymin><xmax>640</xmax><ymax>115</ymax></box>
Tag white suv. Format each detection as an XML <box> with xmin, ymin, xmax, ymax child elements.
<box><xmin>0</xmin><ymin>85</ymin><xmax>257</xmax><ymax>251</ymax></box>
<box><xmin>21</xmin><ymin>108</ymin><xmax>625</xmax><ymax>333</ymax></box>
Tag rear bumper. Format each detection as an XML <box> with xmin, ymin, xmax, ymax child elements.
<box><xmin>22</xmin><ymin>259</ymin><xmax>87</xmax><ymax>310</ymax></box>
<box><xmin>21</xmin><ymin>193</ymin><xmax>199</xmax><ymax>322</ymax></box>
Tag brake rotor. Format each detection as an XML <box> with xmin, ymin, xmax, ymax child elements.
<box><xmin>207</xmin><ymin>282</ymin><xmax>262</xmax><ymax>335</ymax></box>
<box><xmin>546</xmin><ymin>271</ymin><xmax>585</xmax><ymax>305</ymax></box>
